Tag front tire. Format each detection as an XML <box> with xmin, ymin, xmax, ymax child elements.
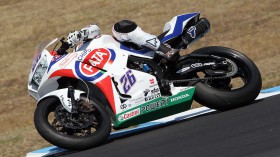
<box><xmin>34</xmin><ymin>96</ymin><xmax>111</xmax><ymax>150</ymax></box>
<box><xmin>191</xmin><ymin>46</ymin><xmax>262</xmax><ymax>110</ymax></box>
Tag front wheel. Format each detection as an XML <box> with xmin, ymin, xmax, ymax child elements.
<box><xmin>34</xmin><ymin>96</ymin><xmax>111</xmax><ymax>150</ymax></box>
<box><xmin>191</xmin><ymin>46</ymin><xmax>262</xmax><ymax>110</ymax></box>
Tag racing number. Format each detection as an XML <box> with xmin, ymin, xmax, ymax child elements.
<box><xmin>120</xmin><ymin>70</ymin><xmax>136</xmax><ymax>94</ymax></box>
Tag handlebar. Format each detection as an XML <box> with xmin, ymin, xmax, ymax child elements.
<box><xmin>56</xmin><ymin>37</ymin><xmax>70</xmax><ymax>55</ymax></box>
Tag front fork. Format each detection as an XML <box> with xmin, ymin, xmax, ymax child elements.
<box><xmin>37</xmin><ymin>88</ymin><xmax>85</xmax><ymax>113</ymax></box>
<box><xmin>68</xmin><ymin>86</ymin><xmax>79</xmax><ymax>113</ymax></box>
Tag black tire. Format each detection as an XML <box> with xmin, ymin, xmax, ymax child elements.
<box><xmin>191</xmin><ymin>46</ymin><xmax>262</xmax><ymax>111</ymax></box>
<box><xmin>34</xmin><ymin>96</ymin><xmax>111</xmax><ymax>150</ymax></box>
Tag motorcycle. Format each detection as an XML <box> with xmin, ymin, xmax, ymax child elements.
<box><xmin>28</xmin><ymin>12</ymin><xmax>262</xmax><ymax>150</ymax></box>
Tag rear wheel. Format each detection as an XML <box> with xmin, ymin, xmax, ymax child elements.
<box><xmin>189</xmin><ymin>46</ymin><xmax>261</xmax><ymax>110</ymax></box>
<box><xmin>34</xmin><ymin>96</ymin><xmax>111</xmax><ymax>150</ymax></box>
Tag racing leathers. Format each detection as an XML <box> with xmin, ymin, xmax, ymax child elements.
<box><xmin>67</xmin><ymin>20</ymin><xmax>177</xmax><ymax>60</ymax></box>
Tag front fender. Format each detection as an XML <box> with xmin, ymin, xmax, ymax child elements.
<box><xmin>37</xmin><ymin>88</ymin><xmax>85</xmax><ymax>113</ymax></box>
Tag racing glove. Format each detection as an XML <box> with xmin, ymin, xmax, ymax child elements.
<box><xmin>67</xmin><ymin>24</ymin><xmax>100</xmax><ymax>47</ymax></box>
<box><xmin>67</xmin><ymin>31</ymin><xmax>83</xmax><ymax>47</ymax></box>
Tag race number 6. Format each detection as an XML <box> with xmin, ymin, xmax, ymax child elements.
<box><xmin>120</xmin><ymin>70</ymin><xmax>136</xmax><ymax>94</ymax></box>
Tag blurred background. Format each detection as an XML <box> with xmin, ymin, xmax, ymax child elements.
<box><xmin>0</xmin><ymin>0</ymin><xmax>279</xmax><ymax>156</ymax></box>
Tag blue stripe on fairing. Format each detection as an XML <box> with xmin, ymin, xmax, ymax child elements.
<box><xmin>47</xmin><ymin>55</ymin><xmax>66</xmax><ymax>72</ymax></box>
<box><xmin>108</xmin><ymin>48</ymin><xmax>116</xmax><ymax>61</ymax></box>
<box><xmin>261</xmin><ymin>86</ymin><xmax>280</xmax><ymax>93</ymax></box>
<box><xmin>162</xmin><ymin>13</ymin><xmax>199</xmax><ymax>42</ymax></box>
<box><xmin>74</xmin><ymin>61</ymin><xmax>104</xmax><ymax>82</ymax></box>
<box><xmin>120</xmin><ymin>44</ymin><xmax>150</xmax><ymax>54</ymax></box>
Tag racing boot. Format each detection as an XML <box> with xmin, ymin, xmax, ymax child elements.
<box><xmin>157</xmin><ymin>43</ymin><xmax>179</xmax><ymax>62</ymax></box>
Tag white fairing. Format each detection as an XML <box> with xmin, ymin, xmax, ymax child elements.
<box><xmin>75</xmin><ymin>36</ymin><xmax>161</xmax><ymax>113</ymax></box>
<box><xmin>28</xmin><ymin>35</ymin><xmax>161</xmax><ymax>114</ymax></box>
<box><xmin>77</xmin><ymin>35</ymin><xmax>154</xmax><ymax>59</ymax></box>
<box><xmin>115</xmin><ymin>69</ymin><xmax>160</xmax><ymax>113</ymax></box>
<box><xmin>38</xmin><ymin>88</ymin><xmax>85</xmax><ymax>113</ymax></box>
<box><xmin>28</xmin><ymin>12</ymin><xmax>199</xmax><ymax>115</ymax></box>
<box><xmin>163</xmin><ymin>16</ymin><xmax>179</xmax><ymax>33</ymax></box>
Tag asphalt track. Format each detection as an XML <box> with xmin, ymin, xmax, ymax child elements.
<box><xmin>50</xmin><ymin>94</ymin><xmax>280</xmax><ymax>157</ymax></box>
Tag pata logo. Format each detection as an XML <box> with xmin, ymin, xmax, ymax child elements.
<box><xmin>83</xmin><ymin>48</ymin><xmax>110</xmax><ymax>69</ymax></box>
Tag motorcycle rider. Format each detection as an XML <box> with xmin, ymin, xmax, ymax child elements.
<box><xmin>66</xmin><ymin>20</ymin><xmax>178</xmax><ymax>61</ymax></box>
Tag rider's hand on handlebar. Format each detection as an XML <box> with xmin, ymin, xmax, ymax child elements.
<box><xmin>67</xmin><ymin>31</ymin><xmax>84</xmax><ymax>47</ymax></box>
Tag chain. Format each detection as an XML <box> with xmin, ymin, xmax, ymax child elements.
<box><xmin>166</xmin><ymin>74</ymin><xmax>232</xmax><ymax>84</ymax></box>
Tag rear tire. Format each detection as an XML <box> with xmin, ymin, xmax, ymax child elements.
<box><xmin>34</xmin><ymin>97</ymin><xmax>111</xmax><ymax>150</ymax></box>
<box><xmin>191</xmin><ymin>46</ymin><xmax>262</xmax><ymax>110</ymax></box>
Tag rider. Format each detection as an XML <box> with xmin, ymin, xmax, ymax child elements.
<box><xmin>66</xmin><ymin>20</ymin><xmax>178</xmax><ymax>61</ymax></box>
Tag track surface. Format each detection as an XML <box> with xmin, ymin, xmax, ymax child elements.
<box><xmin>55</xmin><ymin>95</ymin><xmax>280</xmax><ymax>157</ymax></box>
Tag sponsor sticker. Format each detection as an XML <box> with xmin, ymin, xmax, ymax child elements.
<box><xmin>120</xmin><ymin>104</ymin><xmax>127</xmax><ymax>110</ymax></box>
<box><xmin>141</xmin><ymin>99</ymin><xmax>166</xmax><ymax>112</ymax></box>
<box><xmin>60</xmin><ymin>95</ymin><xmax>71</xmax><ymax>107</ymax></box>
<box><xmin>150</xmin><ymin>79</ymin><xmax>155</xmax><ymax>84</ymax></box>
<box><xmin>145</xmin><ymin>93</ymin><xmax>161</xmax><ymax>101</ymax></box>
<box><xmin>59</xmin><ymin>53</ymin><xmax>78</xmax><ymax>68</ymax></box>
<box><xmin>127</xmin><ymin>96</ymin><xmax>145</xmax><ymax>106</ymax></box>
<box><xmin>191</xmin><ymin>62</ymin><xmax>215</xmax><ymax>68</ymax></box>
<box><xmin>170</xmin><ymin>93</ymin><xmax>190</xmax><ymax>103</ymax></box>
<box><xmin>191</xmin><ymin>63</ymin><xmax>203</xmax><ymax>68</ymax></box>
<box><xmin>151</xmin><ymin>87</ymin><xmax>160</xmax><ymax>94</ymax></box>
<box><xmin>143</xmin><ymin>89</ymin><xmax>150</xmax><ymax>96</ymax></box>
<box><xmin>179</xmin><ymin>87</ymin><xmax>192</xmax><ymax>92</ymax></box>
<box><xmin>187</xmin><ymin>26</ymin><xmax>196</xmax><ymax>38</ymax></box>
<box><xmin>118</xmin><ymin>108</ymin><xmax>140</xmax><ymax>122</ymax></box>
<box><xmin>77</xmin><ymin>48</ymin><xmax>115</xmax><ymax>69</ymax></box>
<box><xmin>74</xmin><ymin>48</ymin><xmax>115</xmax><ymax>81</ymax></box>
<box><xmin>77</xmin><ymin>49</ymin><xmax>91</xmax><ymax>61</ymax></box>
<box><xmin>144</xmin><ymin>87</ymin><xmax>161</xmax><ymax>101</ymax></box>
<box><xmin>82</xmin><ymin>48</ymin><xmax>115</xmax><ymax>69</ymax></box>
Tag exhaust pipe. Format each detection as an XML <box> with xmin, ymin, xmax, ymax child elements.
<box><xmin>181</xmin><ymin>18</ymin><xmax>211</xmax><ymax>48</ymax></box>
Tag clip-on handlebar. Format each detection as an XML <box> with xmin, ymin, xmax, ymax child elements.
<box><xmin>56</xmin><ymin>37</ymin><xmax>70</xmax><ymax>55</ymax></box>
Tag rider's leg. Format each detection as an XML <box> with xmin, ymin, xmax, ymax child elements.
<box><xmin>112</xmin><ymin>20</ymin><xmax>177</xmax><ymax>61</ymax></box>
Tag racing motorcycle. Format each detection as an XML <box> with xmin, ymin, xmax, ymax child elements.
<box><xmin>28</xmin><ymin>12</ymin><xmax>262</xmax><ymax>150</ymax></box>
